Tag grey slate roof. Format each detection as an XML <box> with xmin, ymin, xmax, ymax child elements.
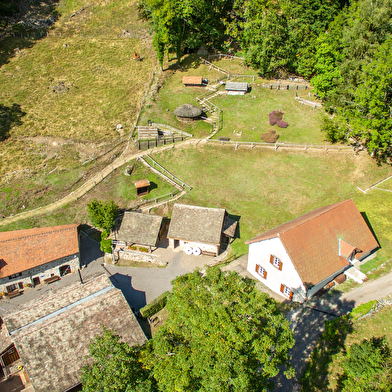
<box><xmin>3</xmin><ymin>274</ymin><xmax>146</xmax><ymax>392</ymax></box>
<box><xmin>167</xmin><ymin>204</ymin><xmax>226</xmax><ymax>245</ymax></box>
<box><xmin>115</xmin><ymin>211</ymin><xmax>163</xmax><ymax>247</ymax></box>
<box><xmin>225</xmin><ymin>81</ymin><xmax>249</xmax><ymax>91</ymax></box>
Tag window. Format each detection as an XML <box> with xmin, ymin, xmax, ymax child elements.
<box><xmin>270</xmin><ymin>255</ymin><xmax>283</xmax><ymax>270</ymax></box>
<box><xmin>280</xmin><ymin>284</ymin><xmax>293</xmax><ymax>300</ymax></box>
<box><xmin>255</xmin><ymin>264</ymin><xmax>267</xmax><ymax>279</ymax></box>
<box><xmin>8</xmin><ymin>273</ymin><xmax>22</xmax><ymax>280</ymax></box>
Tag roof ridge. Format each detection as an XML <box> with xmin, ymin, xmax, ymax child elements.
<box><xmin>279</xmin><ymin>199</ymin><xmax>351</xmax><ymax>235</ymax></box>
<box><xmin>0</xmin><ymin>225</ymin><xmax>77</xmax><ymax>244</ymax></box>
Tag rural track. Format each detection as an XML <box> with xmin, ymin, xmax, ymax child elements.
<box><xmin>0</xmin><ymin>139</ymin><xmax>203</xmax><ymax>227</ymax></box>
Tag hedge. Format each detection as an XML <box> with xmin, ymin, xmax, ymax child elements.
<box><xmin>140</xmin><ymin>291</ymin><xmax>171</xmax><ymax>318</ymax></box>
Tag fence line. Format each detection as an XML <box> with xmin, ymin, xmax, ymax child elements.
<box><xmin>231</xmin><ymin>74</ymin><xmax>255</xmax><ymax>82</ymax></box>
<box><xmin>205</xmin><ymin>54</ymin><xmax>245</xmax><ymax>61</ymax></box>
<box><xmin>357</xmin><ymin>173</ymin><xmax>392</xmax><ymax>194</ymax></box>
<box><xmin>206</xmin><ymin>139</ymin><xmax>355</xmax><ymax>153</ymax></box>
<box><xmin>136</xmin><ymin>136</ymin><xmax>185</xmax><ymax>150</ymax></box>
<box><xmin>260</xmin><ymin>83</ymin><xmax>309</xmax><ymax>91</ymax></box>
<box><xmin>200</xmin><ymin>58</ymin><xmax>230</xmax><ymax>77</ymax></box>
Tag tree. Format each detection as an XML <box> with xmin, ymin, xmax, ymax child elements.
<box><xmin>143</xmin><ymin>268</ymin><xmax>294</xmax><ymax>391</ymax></box>
<box><xmin>86</xmin><ymin>199</ymin><xmax>118</xmax><ymax>232</ymax></box>
<box><xmin>81</xmin><ymin>327</ymin><xmax>157</xmax><ymax>392</ymax></box>
<box><xmin>339</xmin><ymin>336</ymin><xmax>392</xmax><ymax>392</ymax></box>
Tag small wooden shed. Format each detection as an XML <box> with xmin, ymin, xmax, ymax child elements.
<box><xmin>182</xmin><ymin>76</ymin><xmax>203</xmax><ymax>86</ymax></box>
<box><xmin>225</xmin><ymin>81</ymin><xmax>249</xmax><ymax>95</ymax></box>
<box><xmin>174</xmin><ymin>104</ymin><xmax>202</xmax><ymax>122</ymax></box>
<box><xmin>134</xmin><ymin>179</ymin><xmax>150</xmax><ymax>196</ymax></box>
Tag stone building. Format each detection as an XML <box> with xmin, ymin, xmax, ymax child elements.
<box><xmin>0</xmin><ymin>224</ymin><xmax>80</xmax><ymax>294</ymax></box>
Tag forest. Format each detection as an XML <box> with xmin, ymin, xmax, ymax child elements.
<box><xmin>139</xmin><ymin>0</ymin><xmax>392</xmax><ymax>159</ymax></box>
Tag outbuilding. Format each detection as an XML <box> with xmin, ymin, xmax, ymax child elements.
<box><xmin>167</xmin><ymin>204</ymin><xmax>237</xmax><ymax>256</ymax></box>
<box><xmin>225</xmin><ymin>81</ymin><xmax>249</xmax><ymax>95</ymax></box>
<box><xmin>173</xmin><ymin>104</ymin><xmax>202</xmax><ymax>122</ymax></box>
<box><xmin>134</xmin><ymin>179</ymin><xmax>150</xmax><ymax>196</ymax></box>
<box><xmin>182</xmin><ymin>76</ymin><xmax>204</xmax><ymax>86</ymax></box>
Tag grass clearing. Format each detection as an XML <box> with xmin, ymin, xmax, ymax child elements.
<box><xmin>152</xmin><ymin>144</ymin><xmax>392</xmax><ymax>259</ymax></box>
<box><xmin>0</xmin><ymin>0</ymin><xmax>155</xmax><ymax>175</ymax></box>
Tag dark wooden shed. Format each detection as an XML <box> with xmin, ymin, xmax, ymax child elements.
<box><xmin>134</xmin><ymin>179</ymin><xmax>150</xmax><ymax>196</ymax></box>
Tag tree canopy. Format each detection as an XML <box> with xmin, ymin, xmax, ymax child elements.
<box><xmin>82</xmin><ymin>269</ymin><xmax>294</xmax><ymax>391</ymax></box>
<box><xmin>86</xmin><ymin>199</ymin><xmax>119</xmax><ymax>232</ymax></box>
<box><xmin>143</xmin><ymin>268</ymin><xmax>294</xmax><ymax>391</ymax></box>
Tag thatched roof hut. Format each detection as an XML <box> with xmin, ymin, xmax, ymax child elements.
<box><xmin>174</xmin><ymin>104</ymin><xmax>202</xmax><ymax>122</ymax></box>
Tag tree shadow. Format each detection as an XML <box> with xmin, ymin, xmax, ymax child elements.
<box><xmin>0</xmin><ymin>0</ymin><xmax>61</xmax><ymax>67</ymax></box>
<box><xmin>0</xmin><ymin>103</ymin><xmax>26</xmax><ymax>141</ymax></box>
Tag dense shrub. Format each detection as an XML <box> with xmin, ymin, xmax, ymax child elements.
<box><xmin>140</xmin><ymin>291</ymin><xmax>170</xmax><ymax>318</ymax></box>
<box><xmin>260</xmin><ymin>130</ymin><xmax>279</xmax><ymax>143</ymax></box>
<box><xmin>269</xmin><ymin>110</ymin><xmax>283</xmax><ymax>125</ymax></box>
<box><xmin>276</xmin><ymin>120</ymin><xmax>288</xmax><ymax>128</ymax></box>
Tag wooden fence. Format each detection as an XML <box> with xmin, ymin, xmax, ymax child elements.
<box><xmin>260</xmin><ymin>83</ymin><xmax>309</xmax><ymax>91</ymax></box>
<box><xmin>207</xmin><ymin>139</ymin><xmax>356</xmax><ymax>153</ymax></box>
<box><xmin>136</xmin><ymin>136</ymin><xmax>185</xmax><ymax>150</ymax></box>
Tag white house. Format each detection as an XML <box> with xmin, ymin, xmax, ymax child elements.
<box><xmin>246</xmin><ymin>199</ymin><xmax>379</xmax><ymax>302</ymax></box>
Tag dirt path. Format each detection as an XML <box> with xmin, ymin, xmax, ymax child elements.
<box><xmin>0</xmin><ymin>139</ymin><xmax>203</xmax><ymax>227</ymax></box>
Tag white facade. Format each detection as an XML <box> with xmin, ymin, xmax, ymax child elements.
<box><xmin>247</xmin><ymin>237</ymin><xmax>306</xmax><ymax>302</ymax></box>
<box><xmin>0</xmin><ymin>254</ymin><xmax>79</xmax><ymax>294</ymax></box>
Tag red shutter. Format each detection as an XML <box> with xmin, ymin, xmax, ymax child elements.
<box><xmin>280</xmin><ymin>284</ymin><xmax>284</xmax><ymax>293</ymax></box>
<box><xmin>278</xmin><ymin>260</ymin><xmax>283</xmax><ymax>271</ymax></box>
<box><xmin>270</xmin><ymin>255</ymin><xmax>274</xmax><ymax>265</ymax></box>
<box><xmin>255</xmin><ymin>264</ymin><xmax>259</xmax><ymax>273</ymax></box>
<box><xmin>264</xmin><ymin>270</ymin><xmax>267</xmax><ymax>279</ymax></box>
<box><xmin>289</xmin><ymin>290</ymin><xmax>293</xmax><ymax>300</ymax></box>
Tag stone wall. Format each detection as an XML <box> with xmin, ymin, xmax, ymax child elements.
<box><xmin>116</xmin><ymin>250</ymin><xmax>166</xmax><ymax>266</ymax></box>
<box><xmin>0</xmin><ymin>253</ymin><xmax>80</xmax><ymax>293</ymax></box>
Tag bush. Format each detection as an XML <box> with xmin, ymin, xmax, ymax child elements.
<box><xmin>139</xmin><ymin>247</ymin><xmax>149</xmax><ymax>253</ymax></box>
<box><xmin>276</xmin><ymin>120</ymin><xmax>288</xmax><ymax>128</ymax></box>
<box><xmin>100</xmin><ymin>238</ymin><xmax>112</xmax><ymax>253</ymax></box>
<box><xmin>269</xmin><ymin>110</ymin><xmax>283</xmax><ymax>125</ymax></box>
<box><xmin>260</xmin><ymin>130</ymin><xmax>279</xmax><ymax>143</ymax></box>
<box><xmin>139</xmin><ymin>291</ymin><xmax>171</xmax><ymax>318</ymax></box>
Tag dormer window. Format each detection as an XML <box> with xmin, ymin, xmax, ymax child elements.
<box><xmin>270</xmin><ymin>255</ymin><xmax>283</xmax><ymax>270</ymax></box>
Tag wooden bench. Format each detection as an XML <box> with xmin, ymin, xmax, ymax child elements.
<box><xmin>219</xmin><ymin>137</ymin><xmax>230</xmax><ymax>142</ymax></box>
<box><xmin>6</xmin><ymin>290</ymin><xmax>21</xmax><ymax>299</ymax></box>
<box><xmin>44</xmin><ymin>276</ymin><xmax>60</xmax><ymax>284</ymax></box>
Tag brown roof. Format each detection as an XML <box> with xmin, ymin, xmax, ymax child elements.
<box><xmin>114</xmin><ymin>211</ymin><xmax>163</xmax><ymax>247</ymax></box>
<box><xmin>134</xmin><ymin>179</ymin><xmax>150</xmax><ymax>188</ymax></box>
<box><xmin>246</xmin><ymin>199</ymin><xmax>378</xmax><ymax>287</ymax></box>
<box><xmin>182</xmin><ymin>76</ymin><xmax>203</xmax><ymax>85</ymax></box>
<box><xmin>3</xmin><ymin>273</ymin><xmax>146</xmax><ymax>392</ymax></box>
<box><xmin>0</xmin><ymin>224</ymin><xmax>79</xmax><ymax>279</ymax></box>
<box><xmin>168</xmin><ymin>204</ymin><xmax>226</xmax><ymax>245</ymax></box>
<box><xmin>222</xmin><ymin>215</ymin><xmax>238</xmax><ymax>238</ymax></box>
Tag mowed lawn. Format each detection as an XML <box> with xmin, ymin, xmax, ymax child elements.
<box><xmin>152</xmin><ymin>144</ymin><xmax>392</xmax><ymax>263</ymax></box>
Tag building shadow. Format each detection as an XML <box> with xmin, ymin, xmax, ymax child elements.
<box><xmin>79</xmin><ymin>232</ymin><xmax>104</xmax><ymax>267</ymax></box>
<box><xmin>360</xmin><ymin>211</ymin><xmax>380</xmax><ymax>246</ymax></box>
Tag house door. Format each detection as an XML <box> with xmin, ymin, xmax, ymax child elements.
<box><xmin>33</xmin><ymin>277</ymin><xmax>40</xmax><ymax>286</ymax></box>
<box><xmin>18</xmin><ymin>282</ymin><xmax>24</xmax><ymax>290</ymax></box>
<box><xmin>59</xmin><ymin>265</ymin><xmax>71</xmax><ymax>277</ymax></box>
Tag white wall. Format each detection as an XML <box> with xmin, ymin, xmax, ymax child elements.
<box><xmin>247</xmin><ymin>237</ymin><xmax>306</xmax><ymax>302</ymax></box>
<box><xmin>0</xmin><ymin>254</ymin><xmax>80</xmax><ymax>294</ymax></box>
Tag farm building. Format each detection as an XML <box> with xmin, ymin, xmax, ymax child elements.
<box><xmin>225</xmin><ymin>81</ymin><xmax>249</xmax><ymax>95</ymax></box>
<box><xmin>173</xmin><ymin>104</ymin><xmax>202</xmax><ymax>122</ymax></box>
<box><xmin>1</xmin><ymin>273</ymin><xmax>146</xmax><ymax>392</ymax></box>
<box><xmin>134</xmin><ymin>179</ymin><xmax>150</xmax><ymax>196</ymax></box>
<box><xmin>246</xmin><ymin>199</ymin><xmax>379</xmax><ymax>302</ymax></box>
<box><xmin>0</xmin><ymin>224</ymin><xmax>80</xmax><ymax>295</ymax></box>
<box><xmin>182</xmin><ymin>76</ymin><xmax>204</xmax><ymax>86</ymax></box>
<box><xmin>167</xmin><ymin>204</ymin><xmax>237</xmax><ymax>256</ymax></box>
<box><xmin>136</xmin><ymin>126</ymin><xmax>159</xmax><ymax>140</ymax></box>
<box><xmin>112</xmin><ymin>211</ymin><xmax>165</xmax><ymax>252</ymax></box>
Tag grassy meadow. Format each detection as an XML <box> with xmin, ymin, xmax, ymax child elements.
<box><xmin>0</xmin><ymin>0</ymin><xmax>155</xmax><ymax>175</ymax></box>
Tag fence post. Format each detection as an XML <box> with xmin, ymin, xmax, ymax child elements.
<box><xmin>275</xmin><ymin>143</ymin><xmax>278</xmax><ymax>151</ymax></box>
<box><xmin>28</xmin><ymin>168</ymin><xmax>31</xmax><ymax>177</ymax></box>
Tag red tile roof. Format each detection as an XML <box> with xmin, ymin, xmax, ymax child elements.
<box><xmin>0</xmin><ymin>224</ymin><xmax>79</xmax><ymax>279</ymax></box>
<box><xmin>182</xmin><ymin>76</ymin><xmax>203</xmax><ymax>85</ymax></box>
<box><xmin>246</xmin><ymin>200</ymin><xmax>379</xmax><ymax>287</ymax></box>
